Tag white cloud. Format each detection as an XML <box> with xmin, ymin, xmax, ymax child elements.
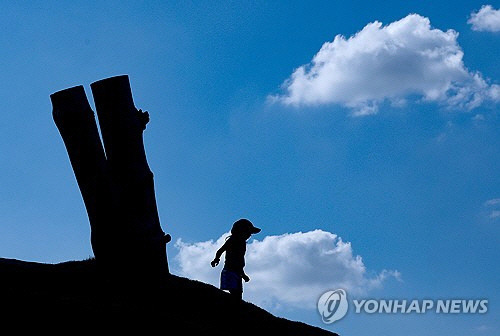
<box><xmin>483</xmin><ymin>198</ymin><xmax>500</xmax><ymax>220</ymax></box>
<box><xmin>473</xmin><ymin>114</ymin><xmax>485</xmax><ymax>121</ymax></box>
<box><xmin>475</xmin><ymin>324</ymin><xmax>491</xmax><ymax>332</ymax></box>
<box><xmin>270</xmin><ymin>14</ymin><xmax>500</xmax><ymax>115</ymax></box>
<box><xmin>485</xmin><ymin>198</ymin><xmax>500</xmax><ymax>206</ymax></box>
<box><xmin>489</xmin><ymin>210</ymin><xmax>500</xmax><ymax>219</ymax></box>
<box><xmin>468</xmin><ymin>5</ymin><xmax>500</xmax><ymax>32</ymax></box>
<box><xmin>173</xmin><ymin>229</ymin><xmax>400</xmax><ymax>310</ymax></box>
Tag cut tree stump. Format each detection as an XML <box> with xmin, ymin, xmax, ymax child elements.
<box><xmin>51</xmin><ymin>75</ymin><xmax>168</xmax><ymax>280</ymax></box>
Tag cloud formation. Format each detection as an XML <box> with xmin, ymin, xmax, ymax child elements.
<box><xmin>485</xmin><ymin>198</ymin><xmax>500</xmax><ymax>206</ymax></box>
<box><xmin>174</xmin><ymin>230</ymin><xmax>400</xmax><ymax>310</ymax></box>
<box><xmin>468</xmin><ymin>5</ymin><xmax>500</xmax><ymax>32</ymax></box>
<box><xmin>484</xmin><ymin>198</ymin><xmax>500</xmax><ymax>219</ymax></box>
<box><xmin>271</xmin><ymin>14</ymin><xmax>500</xmax><ymax>115</ymax></box>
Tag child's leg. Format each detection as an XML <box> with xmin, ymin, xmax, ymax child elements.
<box><xmin>229</xmin><ymin>289</ymin><xmax>242</xmax><ymax>300</ymax></box>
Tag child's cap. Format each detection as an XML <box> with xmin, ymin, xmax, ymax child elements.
<box><xmin>231</xmin><ymin>218</ymin><xmax>261</xmax><ymax>235</ymax></box>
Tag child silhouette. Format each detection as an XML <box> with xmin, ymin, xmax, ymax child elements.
<box><xmin>211</xmin><ymin>218</ymin><xmax>261</xmax><ymax>300</ymax></box>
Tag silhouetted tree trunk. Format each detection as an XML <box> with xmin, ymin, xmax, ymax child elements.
<box><xmin>50</xmin><ymin>86</ymin><xmax>113</xmax><ymax>263</ymax></box>
<box><xmin>51</xmin><ymin>76</ymin><xmax>168</xmax><ymax>279</ymax></box>
<box><xmin>90</xmin><ymin>75</ymin><xmax>168</xmax><ymax>276</ymax></box>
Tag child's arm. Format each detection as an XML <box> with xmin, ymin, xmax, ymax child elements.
<box><xmin>211</xmin><ymin>238</ymin><xmax>231</xmax><ymax>267</ymax></box>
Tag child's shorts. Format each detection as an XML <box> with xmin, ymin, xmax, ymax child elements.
<box><xmin>220</xmin><ymin>269</ymin><xmax>242</xmax><ymax>292</ymax></box>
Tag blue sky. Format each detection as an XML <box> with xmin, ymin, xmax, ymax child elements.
<box><xmin>0</xmin><ymin>1</ymin><xmax>499</xmax><ymax>335</ymax></box>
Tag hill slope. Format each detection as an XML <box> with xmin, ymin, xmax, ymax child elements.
<box><xmin>0</xmin><ymin>258</ymin><xmax>338</xmax><ymax>335</ymax></box>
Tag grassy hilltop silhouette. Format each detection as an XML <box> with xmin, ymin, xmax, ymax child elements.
<box><xmin>0</xmin><ymin>257</ymin><xmax>337</xmax><ymax>335</ymax></box>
